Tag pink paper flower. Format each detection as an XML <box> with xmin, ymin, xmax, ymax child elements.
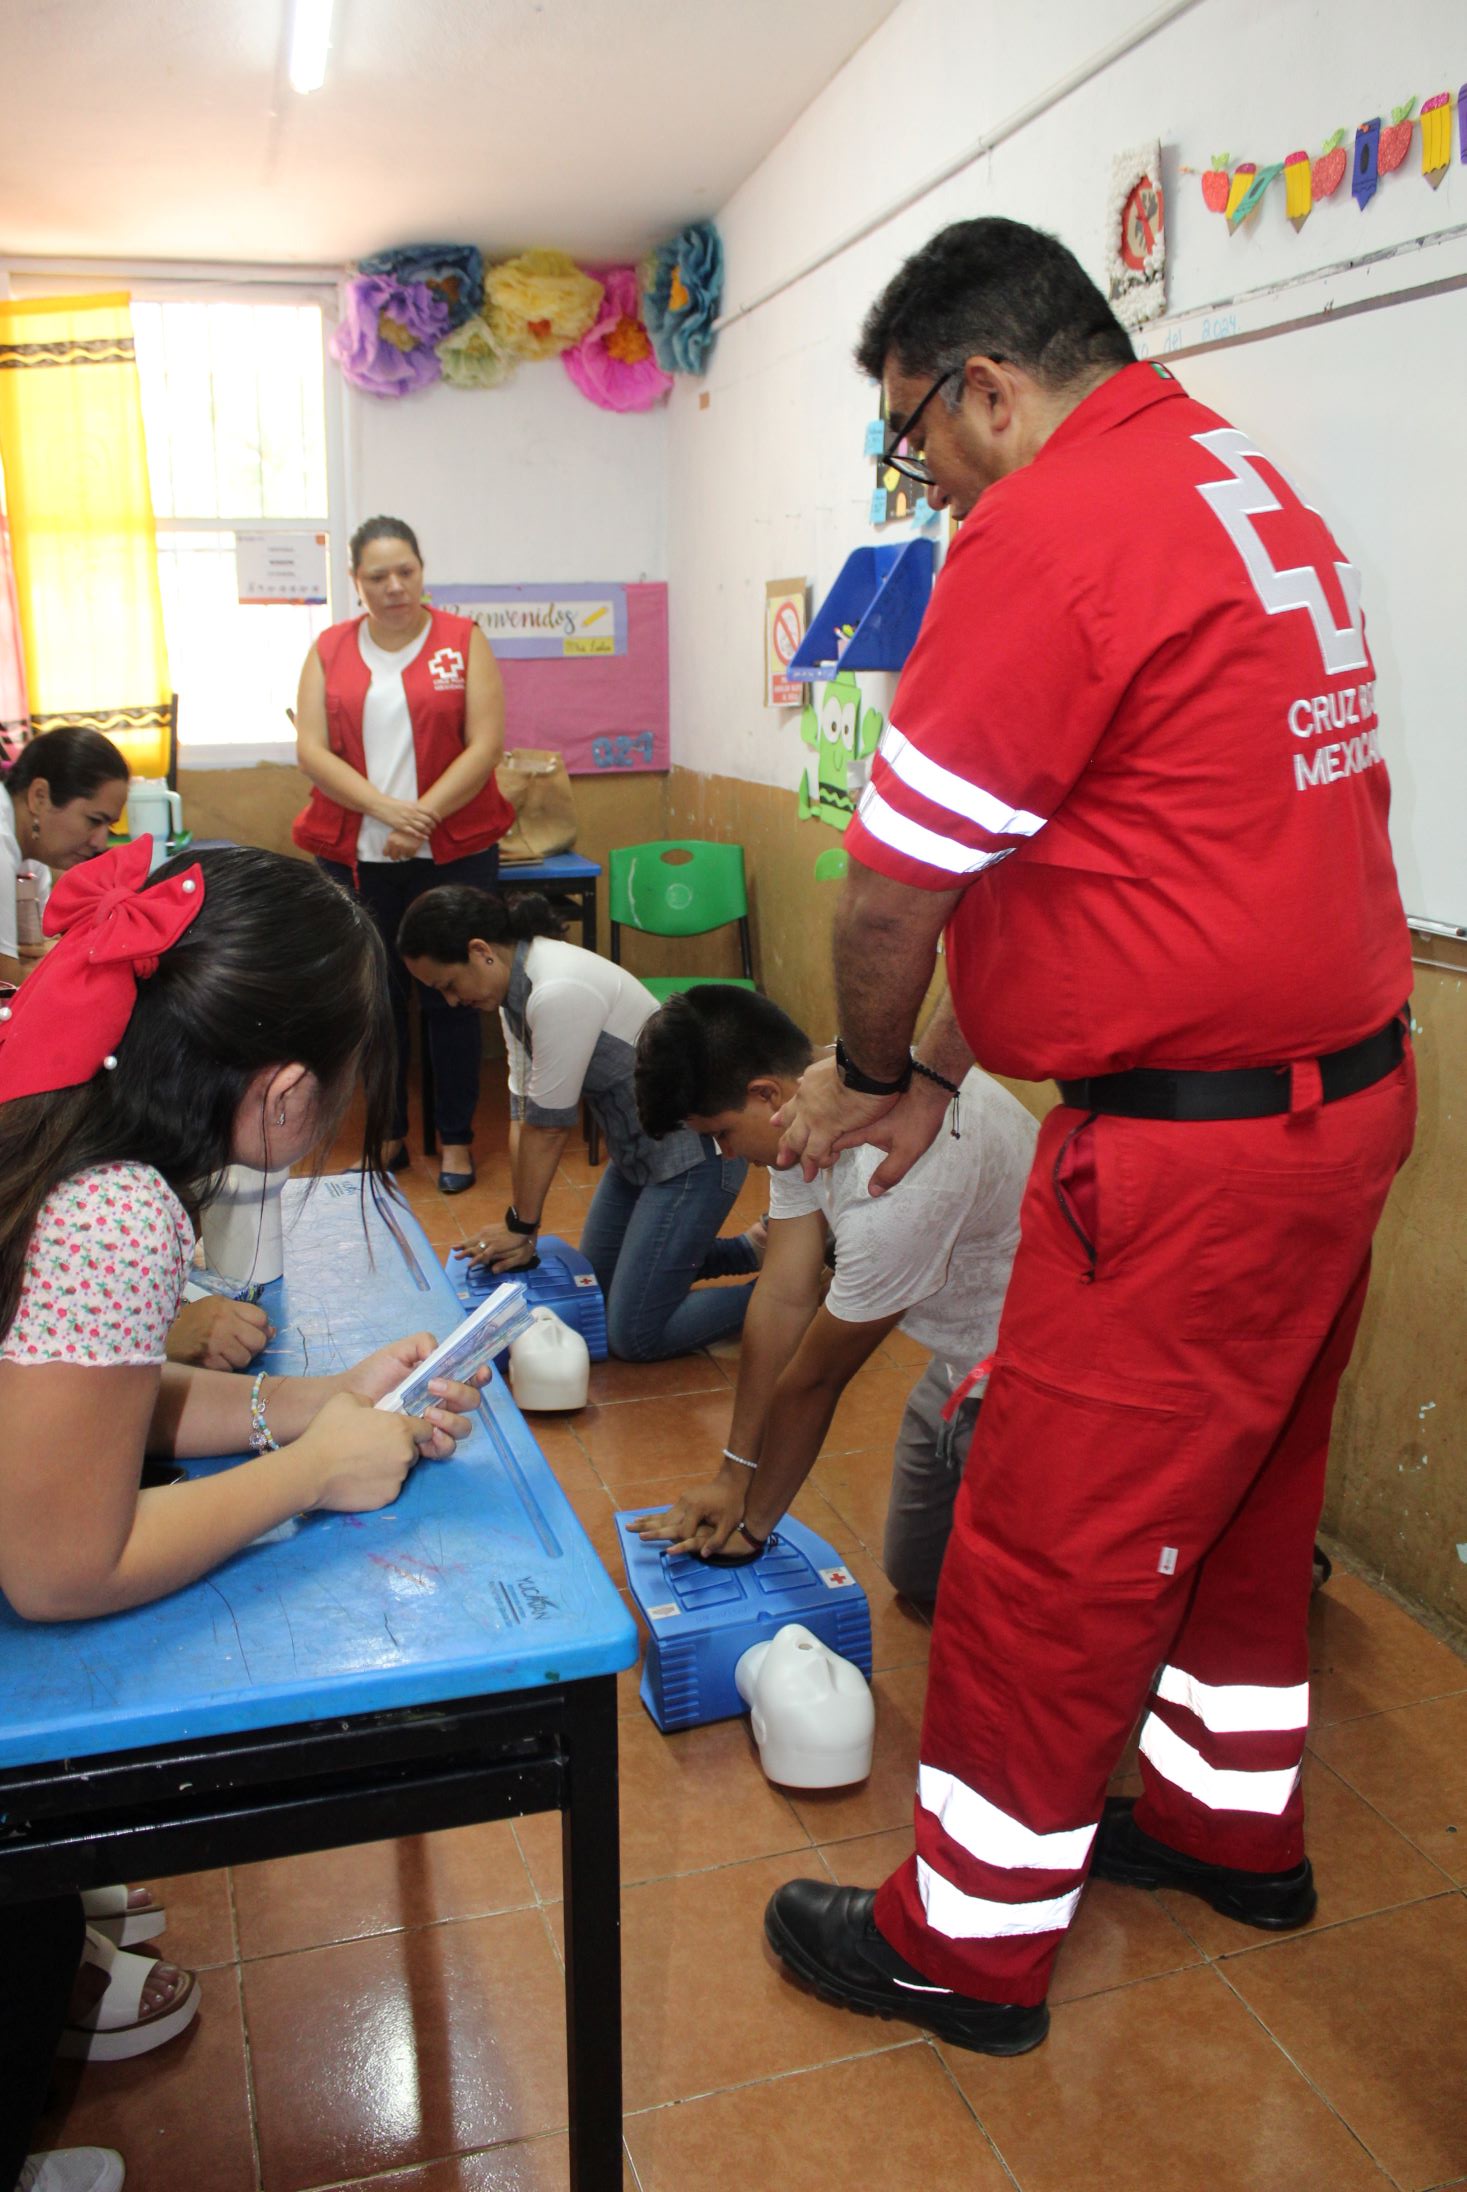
<box><xmin>563</xmin><ymin>268</ymin><xmax>673</xmax><ymax>412</ymax></box>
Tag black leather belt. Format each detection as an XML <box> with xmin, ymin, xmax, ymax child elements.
<box><xmin>1057</xmin><ymin>1013</ymin><xmax>1406</xmax><ymax>1122</ymax></box>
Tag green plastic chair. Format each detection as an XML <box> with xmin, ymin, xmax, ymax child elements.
<box><xmin>607</xmin><ymin>839</ymin><xmax>756</xmax><ymax>1002</ymax></box>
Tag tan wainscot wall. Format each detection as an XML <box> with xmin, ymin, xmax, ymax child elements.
<box><xmin>182</xmin><ymin>759</ymin><xmax>1466</xmax><ymax>1645</ymax></box>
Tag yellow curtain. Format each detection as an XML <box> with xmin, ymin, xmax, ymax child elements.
<box><xmin>0</xmin><ymin>499</ymin><xmax>27</xmax><ymax>758</ymax></box>
<box><xmin>0</xmin><ymin>293</ymin><xmax>170</xmax><ymax>775</ymax></box>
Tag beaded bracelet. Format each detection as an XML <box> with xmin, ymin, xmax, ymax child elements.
<box><xmin>910</xmin><ymin>1053</ymin><xmax>962</xmax><ymax>1140</ymax></box>
<box><xmin>722</xmin><ymin>1447</ymin><xmax>757</xmax><ymax>1471</ymax></box>
<box><xmin>249</xmin><ymin>1370</ymin><xmax>280</xmax><ymax>1455</ymax></box>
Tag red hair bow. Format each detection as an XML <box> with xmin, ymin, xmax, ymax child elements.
<box><xmin>0</xmin><ymin>837</ymin><xmax>206</xmax><ymax>1104</ymax></box>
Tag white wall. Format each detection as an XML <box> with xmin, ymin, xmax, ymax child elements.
<box><xmin>345</xmin><ymin>358</ymin><xmax>668</xmax><ymax>589</ymax></box>
<box><xmin>668</xmin><ymin>0</ymin><xmax>1464</xmax><ymax>790</ymax></box>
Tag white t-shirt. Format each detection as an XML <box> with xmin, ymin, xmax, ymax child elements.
<box><xmin>356</xmin><ymin>620</ymin><xmax>433</xmax><ymax>863</ymax></box>
<box><xmin>501</xmin><ymin>936</ymin><xmax>707</xmax><ymax>1184</ymax></box>
<box><xmin>0</xmin><ymin>793</ymin><xmax>51</xmax><ymax>961</ymax></box>
<box><xmin>767</xmin><ymin>1068</ymin><xmax>1037</xmax><ymax>1364</ymax></box>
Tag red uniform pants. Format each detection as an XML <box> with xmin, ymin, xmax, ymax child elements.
<box><xmin>873</xmin><ymin>1053</ymin><xmax>1416</xmax><ymax>2005</ymax></box>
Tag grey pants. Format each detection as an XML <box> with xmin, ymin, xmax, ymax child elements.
<box><xmin>883</xmin><ymin>1355</ymin><xmax>984</xmax><ymax>1606</ymax></box>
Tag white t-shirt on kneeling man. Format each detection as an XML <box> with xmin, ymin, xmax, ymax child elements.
<box><xmin>766</xmin><ymin>1068</ymin><xmax>1037</xmax><ymax>1365</ymax></box>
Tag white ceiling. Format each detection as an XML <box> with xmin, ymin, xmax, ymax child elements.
<box><xmin>0</xmin><ymin>0</ymin><xmax>901</xmax><ymax>269</ymax></box>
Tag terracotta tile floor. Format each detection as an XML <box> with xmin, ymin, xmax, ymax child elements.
<box><xmin>35</xmin><ymin>1119</ymin><xmax>1467</xmax><ymax>2191</ymax></box>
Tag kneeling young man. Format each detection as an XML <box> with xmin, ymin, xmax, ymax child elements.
<box><xmin>631</xmin><ymin>985</ymin><xmax>1036</xmax><ymax>1599</ymax></box>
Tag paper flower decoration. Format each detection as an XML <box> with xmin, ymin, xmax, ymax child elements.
<box><xmin>436</xmin><ymin>314</ymin><xmax>515</xmax><ymax>390</ymax></box>
<box><xmin>562</xmin><ymin>267</ymin><xmax>672</xmax><ymax>412</ymax></box>
<box><xmin>356</xmin><ymin>243</ymin><xmax>484</xmax><ymax>329</ymax></box>
<box><xmin>484</xmin><ymin>251</ymin><xmax>603</xmax><ymax>361</ymax></box>
<box><xmin>330</xmin><ymin>275</ymin><xmax>448</xmax><ymax>396</ymax></box>
<box><xmin>643</xmin><ymin>220</ymin><xmax>723</xmax><ymax>375</ymax></box>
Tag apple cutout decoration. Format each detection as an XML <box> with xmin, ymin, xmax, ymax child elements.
<box><xmin>1312</xmin><ymin>131</ymin><xmax>1348</xmax><ymax>199</ymax></box>
<box><xmin>1378</xmin><ymin>98</ymin><xmax>1417</xmax><ymax>174</ymax></box>
<box><xmin>1201</xmin><ymin>155</ymin><xmax>1233</xmax><ymax>214</ymax></box>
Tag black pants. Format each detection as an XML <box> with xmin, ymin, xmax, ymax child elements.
<box><xmin>0</xmin><ymin>1894</ymin><xmax>85</xmax><ymax>2187</ymax></box>
<box><xmin>319</xmin><ymin>846</ymin><xmax>500</xmax><ymax>1146</ymax></box>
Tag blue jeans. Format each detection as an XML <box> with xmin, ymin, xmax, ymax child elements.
<box><xmin>579</xmin><ymin>1142</ymin><xmax>757</xmax><ymax>1359</ymax></box>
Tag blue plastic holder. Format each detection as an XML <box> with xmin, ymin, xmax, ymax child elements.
<box><xmin>446</xmin><ymin>1233</ymin><xmax>609</xmax><ymax>1362</ymax></box>
<box><xmin>616</xmin><ymin>1509</ymin><xmax>872</xmax><ymax>1732</ymax></box>
<box><xmin>787</xmin><ymin>538</ymin><xmax>935</xmax><ymax>684</ymax></box>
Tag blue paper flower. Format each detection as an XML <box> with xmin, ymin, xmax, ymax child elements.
<box><xmin>356</xmin><ymin>244</ymin><xmax>484</xmax><ymax>330</ymax></box>
<box><xmin>642</xmin><ymin>220</ymin><xmax>723</xmax><ymax>375</ymax></box>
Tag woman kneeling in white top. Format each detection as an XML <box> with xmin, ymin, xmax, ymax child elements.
<box><xmin>400</xmin><ymin>887</ymin><xmax>760</xmax><ymax>1361</ymax></box>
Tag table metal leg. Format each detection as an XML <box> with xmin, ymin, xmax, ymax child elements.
<box><xmin>560</xmin><ymin>1674</ymin><xmax>623</xmax><ymax>2192</ymax></box>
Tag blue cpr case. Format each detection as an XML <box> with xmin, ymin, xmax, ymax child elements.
<box><xmin>616</xmin><ymin>1509</ymin><xmax>872</xmax><ymax>1732</ymax></box>
<box><xmin>446</xmin><ymin>1233</ymin><xmax>609</xmax><ymax>1361</ymax></box>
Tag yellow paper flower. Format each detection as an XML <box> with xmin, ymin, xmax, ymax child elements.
<box><xmin>484</xmin><ymin>251</ymin><xmax>603</xmax><ymax>361</ymax></box>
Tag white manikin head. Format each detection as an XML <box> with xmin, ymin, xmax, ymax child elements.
<box><xmin>509</xmin><ymin>1307</ymin><xmax>591</xmax><ymax>1412</ymax></box>
<box><xmin>734</xmin><ymin>1623</ymin><xmax>875</xmax><ymax>1788</ymax></box>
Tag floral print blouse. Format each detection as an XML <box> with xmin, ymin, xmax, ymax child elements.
<box><xmin>1</xmin><ymin>1162</ymin><xmax>194</xmax><ymax>1367</ymax></box>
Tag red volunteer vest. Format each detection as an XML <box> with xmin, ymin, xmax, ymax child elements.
<box><xmin>291</xmin><ymin>608</ymin><xmax>513</xmax><ymax>866</ymax></box>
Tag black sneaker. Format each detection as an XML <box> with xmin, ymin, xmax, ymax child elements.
<box><xmin>1091</xmin><ymin>1798</ymin><xmax>1317</xmax><ymax>1928</ymax></box>
<box><xmin>763</xmin><ymin>1880</ymin><xmax>1049</xmax><ymax>2055</ymax></box>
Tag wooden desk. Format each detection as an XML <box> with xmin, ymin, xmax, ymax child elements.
<box><xmin>0</xmin><ymin>1180</ymin><xmax>637</xmax><ymax>2192</ymax></box>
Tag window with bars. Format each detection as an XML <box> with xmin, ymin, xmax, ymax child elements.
<box><xmin>131</xmin><ymin>297</ymin><xmax>335</xmax><ymax>757</ymax></box>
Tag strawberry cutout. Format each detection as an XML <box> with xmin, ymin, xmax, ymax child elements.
<box><xmin>1312</xmin><ymin>130</ymin><xmax>1348</xmax><ymax>198</ymax></box>
<box><xmin>1201</xmin><ymin>154</ymin><xmax>1232</xmax><ymax>214</ymax></box>
<box><xmin>1378</xmin><ymin>97</ymin><xmax>1416</xmax><ymax>174</ymax></box>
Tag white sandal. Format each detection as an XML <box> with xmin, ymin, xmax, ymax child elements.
<box><xmin>57</xmin><ymin>1926</ymin><xmax>200</xmax><ymax>2062</ymax></box>
<box><xmin>79</xmin><ymin>1883</ymin><xmax>166</xmax><ymax>1947</ymax></box>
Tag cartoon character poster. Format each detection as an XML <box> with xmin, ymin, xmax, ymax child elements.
<box><xmin>797</xmin><ymin>670</ymin><xmax>884</xmax><ymax>881</ymax></box>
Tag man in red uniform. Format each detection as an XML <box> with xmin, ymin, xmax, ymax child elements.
<box><xmin>761</xmin><ymin>218</ymin><xmax>1415</xmax><ymax>2055</ymax></box>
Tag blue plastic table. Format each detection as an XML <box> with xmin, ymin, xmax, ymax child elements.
<box><xmin>0</xmin><ymin>1179</ymin><xmax>637</xmax><ymax>2192</ymax></box>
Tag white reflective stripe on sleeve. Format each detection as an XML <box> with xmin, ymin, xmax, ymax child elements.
<box><xmin>1139</xmin><ymin>1712</ymin><xmax>1302</xmax><ymax>1816</ymax></box>
<box><xmin>855</xmin><ymin>784</ymin><xmax>1012</xmax><ymax>876</ymax></box>
<box><xmin>881</xmin><ymin>724</ymin><xmax>1047</xmax><ymax>837</ymax></box>
<box><xmin>1155</xmin><ymin>1664</ymin><xmax>1310</xmax><ymax>1735</ymax></box>
<box><xmin>917</xmin><ymin>1858</ymin><xmax>1081</xmax><ymax>1940</ymax></box>
<box><xmin>918</xmin><ymin>1765</ymin><xmax>1097</xmax><ymax>1873</ymax></box>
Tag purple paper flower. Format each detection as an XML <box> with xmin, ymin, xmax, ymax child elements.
<box><xmin>563</xmin><ymin>268</ymin><xmax>672</xmax><ymax>412</ymax></box>
<box><xmin>330</xmin><ymin>275</ymin><xmax>449</xmax><ymax>397</ymax></box>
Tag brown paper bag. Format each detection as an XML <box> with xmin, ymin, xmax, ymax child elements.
<box><xmin>495</xmin><ymin>747</ymin><xmax>578</xmax><ymax>863</ymax></box>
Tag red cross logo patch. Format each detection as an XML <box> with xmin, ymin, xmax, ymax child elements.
<box><xmin>428</xmin><ymin>646</ymin><xmax>465</xmax><ymax>689</ymax></box>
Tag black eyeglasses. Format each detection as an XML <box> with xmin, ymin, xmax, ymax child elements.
<box><xmin>881</xmin><ymin>369</ymin><xmax>958</xmax><ymax>485</ymax></box>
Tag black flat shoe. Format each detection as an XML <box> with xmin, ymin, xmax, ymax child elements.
<box><xmin>383</xmin><ymin>1143</ymin><xmax>411</xmax><ymax>1173</ymax></box>
<box><xmin>1090</xmin><ymin>1798</ymin><xmax>1316</xmax><ymax>1928</ymax></box>
<box><xmin>437</xmin><ymin>1167</ymin><xmax>476</xmax><ymax>1195</ymax></box>
<box><xmin>763</xmin><ymin>1881</ymin><xmax>1049</xmax><ymax>2055</ymax></box>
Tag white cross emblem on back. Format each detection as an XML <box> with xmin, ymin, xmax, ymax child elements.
<box><xmin>1193</xmin><ymin>427</ymin><xmax>1368</xmax><ymax>677</ymax></box>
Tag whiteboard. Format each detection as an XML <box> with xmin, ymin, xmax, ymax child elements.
<box><xmin>1169</xmin><ymin>284</ymin><xmax>1467</xmax><ymax>933</ymax></box>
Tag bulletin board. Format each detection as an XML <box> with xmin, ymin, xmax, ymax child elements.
<box><xmin>436</xmin><ymin>578</ymin><xmax>667</xmax><ymax>775</ymax></box>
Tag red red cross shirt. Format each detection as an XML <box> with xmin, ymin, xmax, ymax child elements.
<box><xmin>844</xmin><ymin>363</ymin><xmax>1412</xmax><ymax>1080</ymax></box>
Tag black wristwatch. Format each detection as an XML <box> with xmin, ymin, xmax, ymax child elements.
<box><xmin>834</xmin><ymin>1037</ymin><xmax>913</xmax><ymax>1097</ymax></box>
<box><xmin>504</xmin><ymin>1204</ymin><xmax>541</xmax><ymax>1236</ymax></box>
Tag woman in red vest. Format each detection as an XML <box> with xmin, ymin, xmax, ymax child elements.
<box><xmin>293</xmin><ymin>516</ymin><xmax>513</xmax><ymax>1192</ymax></box>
